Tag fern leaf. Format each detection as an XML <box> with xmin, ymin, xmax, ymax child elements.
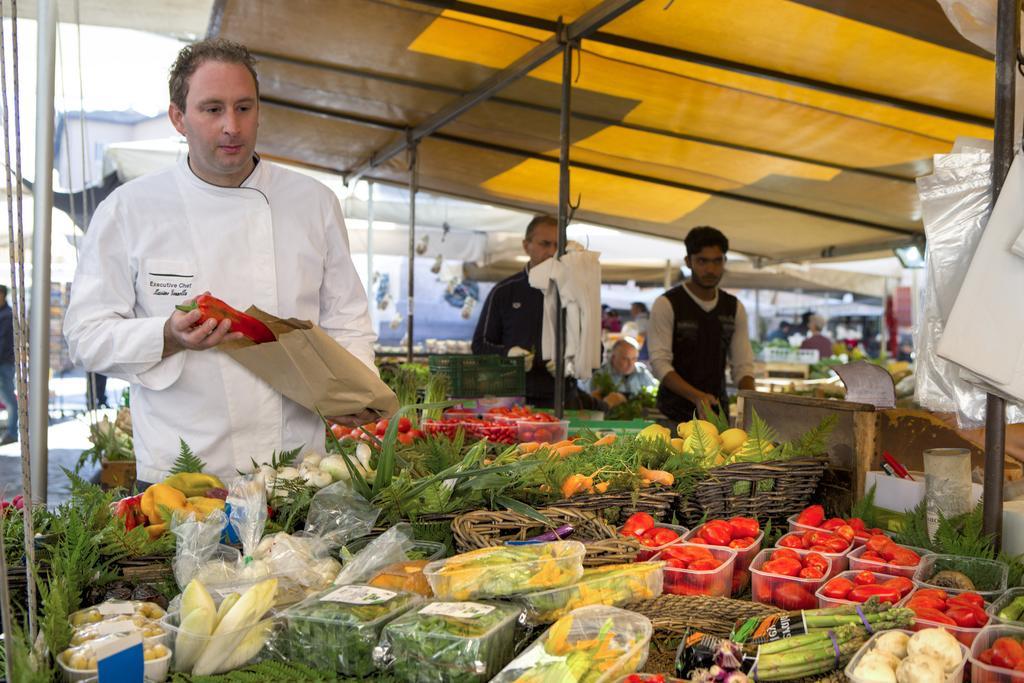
<box><xmin>781</xmin><ymin>414</ymin><xmax>837</xmax><ymax>459</ymax></box>
<box><xmin>271</xmin><ymin>445</ymin><xmax>303</xmax><ymax>469</ymax></box>
<box><xmin>169</xmin><ymin>438</ymin><xmax>205</xmax><ymax>474</ymax></box>
<box><xmin>733</xmin><ymin>408</ymin><xmax>777</xmax><ymax>462</ymax></box>
<box><xmin>686</xmin><ymin>420</ymin><xmax>716</xmax><ymax>462</ymax></box>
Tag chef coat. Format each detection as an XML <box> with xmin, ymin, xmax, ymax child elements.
<box><xmin>64</xmin><ymin>156</ymin><xmax>377</xmax><ymax>483</ymax></box>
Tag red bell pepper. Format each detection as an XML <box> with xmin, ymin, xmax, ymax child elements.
<box><xmin>698</xmin><ymin>520</ymin><xmax>733</xmax><ymax>546</ymax></box>
<box><xmin>176</xmin><ymin>294</ymin><xmax>276</xmax><ymax>344</ymax></box>
<box><xmin>115</xmin><ymin>494</ymin><xmax>145</xmax><ymax>531</ymax></box>
<box><xmin>946</xmin><ymin>605</ymin><xmax>988</xmax><ymax>628</ymax></box>
<box><xmin>620</xmin><ymin>512</ymin><xmax>656</xmax><ymax>538</ymax></box>
<box><xmin>727</xmin><ymin>516</ymin><xmax>760</xmax><ymax>539</ymax></box>
<box><xmin>947</xmin><ymin>592</ymin><xmax>985</xmax><ymax>609</ymax></box>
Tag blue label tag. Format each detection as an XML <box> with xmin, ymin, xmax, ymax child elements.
<box><xmin>96</xmin><ymin>632</ymin><xmax>144</xmax><ymax>683</ymax></box>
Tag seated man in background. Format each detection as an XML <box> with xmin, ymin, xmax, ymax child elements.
<box><xmin>585</xmin><ymin>337</ymin><xmax>657</xmax><ymax>401</ymax></box>
<box><xmin>800</xmin><ymin>313</ymin><xmax>834</xmax><ymax>359</ymax></box>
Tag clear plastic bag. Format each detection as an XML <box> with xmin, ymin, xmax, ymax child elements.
<box><xmin>252</xmin><ymin>531</ymin><xmax>341</xmax><ymax>595</ymax></box>
<box><xmin>334</xmin><ymin>523</ymin><xmax>415</xmax><ymax>587</ymax></box>
<box><xmin>304</xmin><ymin>480</ymin><xmax>380</xmax><ymax>551</ymax></box>
<box><xmin>227</xmin><ymin>474</ymin><xmax>268</xmax><ymax>560</ymax></box>
<box><xmin>170</xmin><ymin>508</ymin><xmax>234</xmax><ymax>590</ymax></box>
<box><xmin>913</xmin><ymin>151</ymin><xmax>1024</xmax><ymax>426</ymax></box>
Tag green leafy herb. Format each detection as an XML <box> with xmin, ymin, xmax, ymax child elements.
<box><xmin>169</xmin><ymin>659</ymin><xmax>346</xmax><ymax>682</ymax></box>
<box><xmin>778</xmin><ymin>414</ymin><xmax>837</xmax><ymax>459</ymax></box>
<box><xmin>732</xmin><ymin>408</ymin><xmax>778</xmax><ymax>462</ymax></box>
<box><xmin>169</xmin><ymin>438</ymin><xmax>206</xmax><ymax>474</ymax></box>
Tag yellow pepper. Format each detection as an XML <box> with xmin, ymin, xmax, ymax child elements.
<box><xmin>140</xmin><ymin>483</ymin><xmax>188</xmax><ymax>525</ymax></box>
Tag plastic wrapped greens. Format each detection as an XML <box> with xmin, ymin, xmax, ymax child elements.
<box><xmin>423</xmin><ymin>541</ymin><xmax>585</xmax><ymax>600</ymax></box>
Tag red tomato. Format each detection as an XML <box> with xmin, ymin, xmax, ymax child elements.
<box><xmin>796</xmin><ymin>505</ymin><xmax>825</xmax><ymax>527</ymax></box>
<box><xmin>848</xmin><ymin>584</ymin><xmax>901</xmax><ymax>604</ymax></box>
<box><xmin>397</xmin><ymin>432</ymin><xmax>414</xmax><ymax>446</ymax></box>
<box><xmin>808</xmin><ymin>545</ymin><xmax>832</xmax><ymax>553</ymax></box>
<box><xmin>911</xmin><ymin>606</ymin><xmax>957</xmax><ymax>625</ymax></box>
<box><xmin>727</xmin><ymin>517</ymin><xmax>760</xmax><ymax>539</ymax></box>
<box><xmin>820</xmin><ymin>518</ymin><xmax>846</xmax><ymax>531</ymax></box>
<box><xmin>396</xmin><ymin>417</ymin><xmax>412</xmax><ymax>433</ymax></box>
<box><xmin>834</xmin><ymin>525</ymin><xmax>856</xmax><ymax>543</ymax></box>
<box><xmin>621</xmin><ymin>512</ymin><xmax>656</xmax><ymax>538</ymax></box>
<box><xmin>375</xmin><ymin>419</ymin><xmax>389</xmax><ymax>436</ymax></box>
<box><xmin>993</xmin><ymin>638</ymin><xmax>1024</xmax><ymax>669</ymax></box>
<box><xmin>820</xmin><ymin>577</ymin><xmax>854</xmax><ymax>600</ymax></box>
<box><xmin>330</xmin><ymin>423</ymin><xmax>350</xmax><ymax>439</ymax></box>
<box><xmin>687</xmin><ymin>537</ymin><xmax>708</xmax><ymax>545</ymax></box>
<box><xmin>774</xmin><ymin>582</ymin><xmax>817</xmax><ymax>610</ymax></box>
<box><xmin>887</xmin><ymin>548</ymin><xmax>921</xmax><ymax>567</ymax></box>
<box><xmin>777</xmin><ymin>534</ymin><xmax>805</xmax><ymax>549</ymax></box>
<box><xmin>860</xmin><ymin>550</ymin><xmax>885</xmax><ymax>562</ymax></box>
<box><xmin>803</xmin><ymin>552</ymin><xmax>829</xmax><ymax>574</ymax></box>
<box><xmin>980</xmin><ymin>649</ymin><xmax>995</xmax><ymax>665</ymax></box>
<box><xmin>947</xmin><ymin>592</ymin><xmax>985</xmax><ymax>609</ymax></box>
<box><xmin>770</xmin><ymin>548</ymin><xmax>800</xmax><ymax>562</ymax></box>
<box><xmin>729</xmin><ymin>537</ymin><xmax>756</xmax><ymax>549</ymax></box>
<box><xmin>689</xmin><ymin>559</ymin><xmax>721</xmax><ymax>571</ymax></box>
<box><xmin>762</xmin><ymin>557</ymin><xmax>802</xmax><ymax>577</ymax></box>
<box><xmin>798</xmin><ymin>566</ymin><xmax>825</xmax><ymax>579</ymax></box>
<box><xmin>853</xmin><ymin>571</ymin><xmax>877</xmax><ymax>586</ymax></box>
<box><xmin>879</xmin><ymin>577</ymin><xmax>915</xmax><ymax>597</ymax></box>
<box><xmin>410</xmin><ymin>429</ymin><xmax>425</xmax><ymax>440</ymax></box>
<box><xmin>914</xmin><ymin>588</ymin><xmax>949</xmax><ymax>602</ymax></box>
<box><xmin>533</xmin><ymin>427</ymin><xmax>552</xmax><ymax>442</ymax></box>
<box><xmin>644</xmin><ymin>527</ymin><xmax>680</xmax><ymax>547</ymax></box>
<box><xmin>699</xmin><ymin>521</ymin><xmax>733</xmax><ymax>546</ymax></box>
<box><xmin>667</xmin><ymin>545</ymin><xmax>714</xmax><ymax>564</ymax></box>
<box><xmin>732</xmin><ymin>569</ymin><xmax>750</xmax><ymax>594</ymax></box>
<box><xmin>847</xmin><ymin>518</ymin><xmax>866</xmax><ymax>531</ymax></box>
<box><xmin>664</xmin><ymin>558</ymin><xmax>687</xmax><ymax>569</ymax></box>
<box><xmin>822</xmin><ymin>536</ymin><xmax>851</xmax><ymax>554</ymax></box>
<box><xmin>866</xmin><ymin>535</ymin><xmax>893</xmax><ymax>554</ymax></box>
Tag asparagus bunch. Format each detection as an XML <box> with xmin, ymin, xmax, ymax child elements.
<box><xmin>752</xmin><ymin>623</ymin><xmax>870</xmax><ymax>681</ymax></box>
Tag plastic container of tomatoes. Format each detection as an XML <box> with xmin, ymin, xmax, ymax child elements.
<box><xmin>846</xmin><ymin>628</ymin><xmax>969</xmax><ymax>683</ymax></box>
<box><xmin>847</xmin><ymin>542</ymin><xmax>931</xmax><ymax>579</ymax></box>
<box><xmin>652</xmin><ymin>544</ymin><xmax>737</xmax><ymax>598</ymax></box>
<box><xmin>814</xmin><ymin>570</ymin><xmax>915</xmax><ymax>609</ymax></box>
<box><xmin>516</xmin><ymin>420</ymin><xmax>569</xmax><ymax>444</ymax></box>
<box><xmin>988</xmin><ymin>588</ymin><xmax>1024</xmax><ymax>627</ymax></box>
<box><xmin>634</xmin><ymin>524</ymin><xmax>689</xmax><ymax>562</ymax></box>
<box><xmin>905</xmin><ymin>586</ymin><xmax>992</xmax><ymax>646</ymax></box>
<box><xmin>465</xmin><ymin>420</ymin><xmax>518</xmax><ymax>444</ymax></box>
<box><xmin>775</xmin><ymin>532</ymin><xmax>852</xmax><ymax>576</ymax></box>
<box><xmin>422</xmin><ymin>418</ymin><xmax>464</xmax><ymax>439</ymax></box>
<box><xmin>750</xmin><ymin>548</ymin><xmax>832</xmax><ymax>611</ymax></box>
<box><xmin>913</xmin><ymin>555</ymin><xmax>1009</xmax><ymax>602</ymax></box>
<box><xmin>682</xmin><ymin>524</ymin><xmax>763</xmax><ymax>573</ymax></box>
<box><xmin>785</xmin><ymin>513</ymin><xmax>891</xmax><ymax>547</ymax></box>
<box><xmin>969</xmin><ymin>624</ymin><xmax>1024</xmax><ymax>682</ymax></box>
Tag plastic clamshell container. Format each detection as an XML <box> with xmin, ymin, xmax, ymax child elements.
<box><xmin>988</xmin><ymin>587</ymin><xmax>1024</xmax><ymax>626</ymax></box>
<box><xmin>491</xmin><ymin>605</ymin><xmax>653</xmax><ymax>683</ymax></box>
<box><xmin>848</xmin><ymin>543</ymin><xmax>932</xmax><ymax>579</ymax></box>
<box><xmin>904</xmin><ymin>586</ymin><xmax>992</xmax><ymax>646</ymax></box>
<box><xmin>277</xmin><ymin>584</ymin><xmax>421</xmax><ymax>676</ymax></box>
<box><xmin>634</xmin><ymin>523</ymin><xmax>689</xmax><ymax>562</ymax></box>
<box><xmin>682</xmin><ymin>525</ymin><xmax>763</xmax><ymax>572</ymax></box>
<box><xmin>160</xmin><ymin>610</ymin><xmax>276</xmax><ymax>675</ymax></box>
<box><xmin>653</xmin><ymin>544</ymin><xmax>736</xmax><ymax>598</ymax></box>
<box><xmin>69</xmin><ymin>601</ymin><xmax>166</xmax><ymax>628</ymax></box>
<box><xmin>467</xmin><ymin>421</ymin><xmax>519</xmax><ymax>444</ymax></box>
<box><xmin>344</xmin><ymin>536</ymin><xmax>446</xmax><ymax>563</ymax></box>
<box><xmin>424</xmin><ymin>540</ymin><xmax>585</xmax><ymax>600</ymax></box>
<box><xmin>377</xmin><ymin>600</ymin><xmax>521</xmax><ymax>683</ymax></box>
<box><xmin>514</xmin><ymin>562</ymin><xmax>663</xmax><ymax>626</ymax></box>
<box><xmin>775</xmin><ymin>532</ymin><xmax>851</xmax><ymax>575</ymax></box>
<box><xmin>516</xmin><ymin>419</ymin><xmax>569</xmax><ymax>444</ymax></box>
<box><xmin>971</xmin><ymin>624</ymin><xmax>1024</xmax><ymax>682</ymax></box>
<box><xmin>69</xmin><ymin>614</ymin><xmax>170</xmax><ymax>650</ymax></box>
<box><xmin>750</xmin><ymin>548</ymin><xmax>832</xmax><ymax>611</ymax></box>
<box><xmin>422</xmin><ymin>418</ymin><xmax>464</xmax><ymax>439</ymax></box>
<box><xmin>845</xmin><ymin>628</ymin><xmax>968</xmax><ymax>683</ymax></box>
<box><xmin>913</xmin><ymin>554</ymin><xmax>1009</xmax><ymax>601</ymax></box>
<box><xmin>814</xmin><ymin>570</ymin><xmax>913</xmax><ymax>609</ymax></box>
<box><xmin>58</xmin><ymin>639</ymin><xmax>171</xmax><ymax>683</ymax></box>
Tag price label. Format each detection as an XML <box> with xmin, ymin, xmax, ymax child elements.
<box><xmin>321</xmin><ymin>585</ymin><xmax>398</xmax><ymax>605</ymax></box>
<box><xmin>420</xmin><ymin>602</ymin><xmax>495</xmax><ymax>619</ymax></box>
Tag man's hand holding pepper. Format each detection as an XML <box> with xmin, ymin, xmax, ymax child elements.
<box><xmin>163</xmin><ymin>293</ymin><xmax>244</xmax><ymax>358</ymax></box>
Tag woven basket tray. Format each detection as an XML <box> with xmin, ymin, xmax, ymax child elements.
<box><xmin>546</xmin><ymin>487</ymin><xmax>678</xmax><ymax>525</ymax></box>
<box><xmin>451</xmin><ymin>506</ymin><xmax>639</xmax><ymax>567</ymax></box>
<box><xmin>676</xmin><ymin>457</ymin><xmax>827</xmax><ymax>526</ymax></box>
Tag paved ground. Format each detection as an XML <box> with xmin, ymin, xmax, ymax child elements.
<box><xmin>0</xmin><ymin>371</ymin><xmax>128</xmax><ymax>506</ymax></box>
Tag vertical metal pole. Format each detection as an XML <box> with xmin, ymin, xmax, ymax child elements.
<box><xmin>983</xmin><ymin>0</ymin><xmax>1020</xmax><ymax>547</ymax></box>
<box><xmin>30</xmin><ymin>0</ymin><xmax>57</xmax><ymax>504</ymax></box>
<box><xmin>407</xmin><ymin>144</ymin><xmax>418</xmax><ymax>363</ymax></box>
<box><xmin>663</xmin><ymin>259</ymin><xmax>672</xmax><ymax>289</ymax></box>
<box><xmin>366</xmin><ymin>181</ymin><xmax>375</xmax><ymax>298</ymax></box>
<box><xmin>754</xmin><ymin>289</ymin><xmax>761</xmax><ymax>342</ymax></box>
<box><xmin>554</xmin><ymin>36</ymin><xmax>572</xmax><ymax>418</ymax></box>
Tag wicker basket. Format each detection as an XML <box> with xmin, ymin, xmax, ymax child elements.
<box><xmin>451</xmin><ymin>507</ymin><xmax>639</xmax><ymax>567</ymax></box>
<box><xmin>547</xmin><ymin>487</ymin><xmax>678</xmax><ymax>525</ymax></box>
<box><xmin>676</xmin><ymin>457</ymin><xmax>827</xmax><ymax>526</ymax></box>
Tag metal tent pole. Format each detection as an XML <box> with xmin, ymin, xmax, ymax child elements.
<box><xmin>407</xmin><ymin>144</ymin><xmax>418</xmax><ymax>363</ymax></box>
<box><xmin>553</xmin><ymin>35</ymin><xmax>572</xmax><ymax>418</ymax></box>
<box><xmin>30</xmin><ymin>0</ymin><xmax>57</xmax><ymax>504</ymax></box>
<box><xmin>366</xmin><ymin>180</ymin><xmax>375</xmax><ymax>298</ymax></box>
<box><xmin>983</xmin><ymin>0</ymin><xmax>1020</xmax><ymax>547</ymax></box>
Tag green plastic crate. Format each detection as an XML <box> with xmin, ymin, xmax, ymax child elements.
<box><xmin>428</xmin><ymin>354</ymin><xmax>525</xmax><ymax>398</ymax></box>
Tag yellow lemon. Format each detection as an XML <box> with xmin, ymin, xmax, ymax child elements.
<box><xmin>676</xmin><ymin>421</ymin><xmax>693</xmax><ymax>439</ymax></box>
<box><xmin>670</xmin><ymin>438</ymin><xmax>686</xmax><ymax>452</ymax></box>
<box><xmin>690</xmin><ymin>420</ymin><xmax>720</xmax><ymax>441</ymax></box>
<box><xmin>719</xmin><ymin>428</ymin><xmax>748</xmax><ymax>454</ymax></box>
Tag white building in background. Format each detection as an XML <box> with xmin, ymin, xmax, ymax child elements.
<box><xmin>54</xmin><ymin>110</ymin><xmax>174</xmax><ymax>191</ymax></box>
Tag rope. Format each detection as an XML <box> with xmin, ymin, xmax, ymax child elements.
<box><xmin>0</xmin><ymin>0</ymin><xmax>39</xmax><ymax>640</ymax></box>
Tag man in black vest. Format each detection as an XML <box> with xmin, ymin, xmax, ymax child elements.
<box><xmin>472</xmin><ymin>215</ymin><xmax>580</xmax><ymax>408</ymax></box>
<box><xmin>648</xmin><ymin>226</ymin><xmax>755</xmax><ymax>422</ymax></box>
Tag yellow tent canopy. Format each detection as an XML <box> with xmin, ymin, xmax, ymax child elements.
<box><xmin>214</xmin><ymin>0</ymin><xmax>992</xmax><ymax>261</ymax></box>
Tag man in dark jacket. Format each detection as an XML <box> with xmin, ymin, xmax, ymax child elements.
<box><xmin>471</xmin><ymin>215</ymin><xmax>580</xmax><ymax>408</ymax></box>
<box><xmin>0</xmin><ymin>285</ymin><xmax>17</xmax><ymax>444</ymax></box>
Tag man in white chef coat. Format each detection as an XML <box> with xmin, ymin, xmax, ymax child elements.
<box><xmin>64</xmin><ymin>39</ymin><xmax>378</xmax><ymax>484</ymax></box>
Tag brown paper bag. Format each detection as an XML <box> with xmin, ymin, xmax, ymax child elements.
<box><xmin>220</xmin><ymin>307</ymin><xmax>398</xmax><ymax>419</ymax></box>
